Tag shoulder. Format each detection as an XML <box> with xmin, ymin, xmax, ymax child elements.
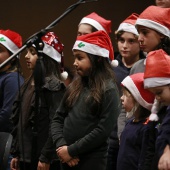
<box><xmin>1</xmin><ymin>72</ymin><xmax>23</xmax><ymax>82</ymax></box>
<box><xmin>105</xmin><ymin>79</ymin><xmax>118</xmax><ymax>91</ymax></box>
<box><xmin>43</xmin><ymin>75</ymin><xmax>65</xmax><ymax>91</ymax></box>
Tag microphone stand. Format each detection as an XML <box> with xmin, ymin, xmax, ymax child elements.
<box><xmin>0</xmin><ymin>0</ymin><xmax>97</xmax><ymax>69</ymax></box>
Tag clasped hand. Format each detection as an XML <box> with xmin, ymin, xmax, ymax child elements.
<box><xmin>57</xmin><ymin>145</ymin><xmax>80</xmax><ymax>167</ymax></box>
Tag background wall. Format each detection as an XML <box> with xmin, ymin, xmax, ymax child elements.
<box><xmin>0</xmin><ymin>0</ymin><xmax>155</xmax><ymax>78</ymax></box>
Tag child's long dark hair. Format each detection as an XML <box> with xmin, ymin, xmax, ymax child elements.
<box><xmin>158</xmin><ymin>36</ymin><xmax>170</xmax><ymax>55</ymax></box>
<box><xmin>65</xmin><ymin>53</ymin><xmax>117</xmax><ymax>108</ymax></box>
<box><xmin>42</xmin><ymin>54</ymin><xmax>61</xmax><ymax>79</ymax></box>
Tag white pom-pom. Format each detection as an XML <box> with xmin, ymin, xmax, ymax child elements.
<box><xmin>149</xmin><ymin>113</ymin><xmax>159</xmax><ymax>121</ymax></box>
<box><xmin>60</xmin><ymin>71</ymin><xmax>68</xmax><ymax>81</ymax></box>
<box><xmin>111</xmin><ymin>60</ymin><xmax>118</xmax><ymax>67</ymax></box>
<box><xmin>149</xmin><ymin>98</ymin><xmax>160</xmax><ymax>121</ymax></box>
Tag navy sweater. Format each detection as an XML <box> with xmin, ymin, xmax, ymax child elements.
<box><xmin>0</xmin><ymin>71</ymin><xmax>24</xmax><ymax>132</ymax></box>
<box><xmin>117</xmin><ymin>118</ymin><xmax>152</xmax><ymax>170</ymax></box>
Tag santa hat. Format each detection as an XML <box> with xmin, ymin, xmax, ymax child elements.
<box><xmin>72</xmin><ymin>30</ymin><xmax>118</xmax><ymax>67</ymax></box>
<box><xmin>135</xmin><ymin>6</ymin><xmax>170</xmax><ymax>38</ymax></box>
<box><xmin>144</xmin><ymin>49</ymin><xmax>170</xmax><ymax>88</ymax></box>
<box><xmin>41</xmin><ymin>32</ymin><xmax>68</xmax><ymax>80</ymax></box>
<box><xmin>121</xmin><ymin>73</ymin><xmax>155</xmax><ymax>111</ymax></box>
<box><xmin>144</xmin><ymin>49</ymin><xmax>170</xmax><ymax>121</ymax></box>
<box><xmin>79</xmin><ymin>12</ymin><xmax>112</xmax><ymax>34</ymax></box>
<box><xmin>116</xmin><ymin>13</ymin><xmax>139</xmax><ymax>36</ymax></box>
<box><xmin>0</xmin><ymin>29</ymin><xmax>22</xmax><ymax>53</ymax></box>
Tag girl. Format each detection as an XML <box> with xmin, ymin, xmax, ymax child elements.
<box><xmin>10</xmin><ymin>32</ymin><xmax>66</xmax><ymax>170</ymax></box>
<box><xmin>51</xmin><ymin>30</ymin><xmax>120</xmax><ymax>170</ymax></box>
<box><xmin>0</xmin><ymin>29</ymin><xmax>24</xmax><ymax>133</ymax></box>
<box><xmin>0</xmin><ymin>29</ymin><xmax>24</xmax><ymax>170</ymax></box>
<box><xmin>117</xmin><ymin>73</ymin><xmax>155</xmax><ymax>170</ymax></box>
<box><xmin>130</xmin><ymin>5</ymin><xmax>170</xmax><ymax>74</ymax></box>
<box><xmin>77</xmin><ymin>12</ymin><xmax>111</xmax><ymax>36</ymax></box>
<box><xmin>144</xmin><ymin>49</ymin><xmax>170</xmax><ymax>170</ymax></box>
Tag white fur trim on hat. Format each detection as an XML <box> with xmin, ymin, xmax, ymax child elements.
<box><xmin>0</xmin><ymin>34</ymin><xmax>19</xmax><ymax>53</ymax></box>
<box><xmin>122</xmin><ymin>76</ymin><xmax>153</xmax><ymax>110</ymax></box>
<box><xmin>144</xmin><ymin>77</ymin><xmax>170</xmax><ymax>88</ymax></box>
<box><xmin>43</xmin><ymin>42</ymin><xmax>62</xmax><ymax>63</ymax></box>
<box><xmin>79</xmin><ymin>18</ymin><xmax>106</xmax><ymax>32</ymax></box>
<box><xmin>136</xmin><ymin>18</ymin><xmax>170</xmax><ymax>38</ymax></box>
<box><xmin>117</xmin><ymin>23</ymin><xmax>139</xmax><ymax>36</ymax></box>
<box><xmin>73</xmin><ymin>40</ymin><xmax>109</xmax><ymax>58</ymax></box>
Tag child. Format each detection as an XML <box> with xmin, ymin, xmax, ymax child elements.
<box><xmin>10</xmin><ymin>32</ymin><xmax>66</xmax><ymax>170</ymax></box>
<box><xmin>114</xmin><ymin>13</ymin><xmax>146</xmax><ymax>94</ymax></box>
<box><xmin>117</xmin><ymin>73</ymin><xmax>155</xmax><ymax>170</ymax></box>
<box><xmin>77</xmin><ymin>12</ymin><xmax>111</xmax><ymax>36</ymax></box>
<box><xmin>107</xmin><ymin>13</ymin><xmax>146</xmax><ymax>170</ymax></box>
<box><xmin>0</xmin><ymin>29</ymin><xmax>24</xmax><ymax>133</ymax></box>
<box><xmin>0</xmin><ymin>29</ymin><xmax>24</xmax><ymax>170</ymax></box>
<box><xmin>144</xmin><ymin>49</ymin><xmax>170</xmax><ymax>170</ymax></box>
<box><xmin>51</xmin><ymin>30</ymin><xmax>120</xmax><ymax>170</ymax></box>
<box><xmin>130</xmin><ymin>5</ymin><xmax>170</xmax><ymax>74</ymax></box>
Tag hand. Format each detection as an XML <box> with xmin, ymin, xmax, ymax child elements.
<box><xmin>37</xmin><ymin>161</ymin><xmax>50</xmax><ymax>170</ymax></box>
<box><xmin>67</xmin><ymin>157</ymin><xmax>80</xmax><ymax>167</ymax></box>
<box><xmin>57</xmin><ymin>146</ymin><xmax>72</xmax><ymax>163</ymax></box>
<box><xmin>158</xmin><ymin>145</ymin><xmax>170</xmax><ymax>170</ymax></box>
<box><xmin>10</xmin><ymin>158</ymin><xmax>19</xmax><ymax>170</ymax></box>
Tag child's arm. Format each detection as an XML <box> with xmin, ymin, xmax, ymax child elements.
<box><xmin>57</xmin><ymin>146</ymin><xmax>72</xmax><ymax>162</ymax></box>
<box><xmin>57</xmin><ymin>146</ymin><xmax>80</xmax><ymax>166</ymax></box>
<box><xmin>158</xmin><ymin>145</ymin><xmax>170</xmax><ymax>170</ymax></box>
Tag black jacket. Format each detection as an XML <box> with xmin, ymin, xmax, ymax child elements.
<box><xmin>10</xmin><ymin>74</ymin><xmax>65</xmax><ymax>164</ymax></box>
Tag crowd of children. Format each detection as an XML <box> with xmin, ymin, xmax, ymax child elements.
<box><xmin>0</xmin><ymin>0</ymin><xmax>170</xmax><ymax>170</ymax></box>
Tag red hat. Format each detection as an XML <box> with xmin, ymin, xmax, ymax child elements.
<box><xmin>136</xmin><ymin>6</ymin><xmax>170</xmax><ymax>38</ymax></box>
<box><xmin>73</xmin><ymin>30</ymin><xmax>118</xmax><ymax>67</ymax></box>
<box><xmin>144</xmin><ymin>49</ymin><xmax>170</xmax><ymax>121</ymax></box>
<box><xmin>79</xmin><ymin>12</ymin><xmax>112</xmax><ymax>34</ymax></box>
<box><xmin>117</xmin><ymin>13</ymin><xmax>139</xmax><ymax>36</ymax></box>
<box><xmin>41</xmin><ymin>32</ymin><xmax>64</xmax><ymax>63</ymax></box>
<box><xmin>41</xmin><ymin>32</ymin><xmax>68</xmax><ymax>80</ymax></box>
<box><xmin>144</xmin><ymin>49</ymin><xmax>170</xmax><ymax>89</ymax></box>
<box><xmin>0</xmin><ymin>29</ymin><xmax>22</xmax><ymax>53</ymax></box>
<box><xmin>121</xmin><ymin>73</ymin><xmax>155</xmax><ymax>111</ymax></box>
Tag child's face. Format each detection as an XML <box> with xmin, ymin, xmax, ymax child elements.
<box><xmin>156</xmin><ymin>0</ymin><xmax>170</xmax><ymax>7</ymax></box>
<box><xmin>117</xmin><ymin>32</ymin><xmax>140</xmax><ymax>60</ymax></box>
<box><xmin>73</xmin><ymin>50</ymin><xmax>92</xmax><ymax>77</ymax></box>
<box><xmin>0</xmin><ymin>44</ymin><xmax>11</xmax><ymax>72</ymax></box>
<box><xmin>148</xmin><ymin>85</ymin><xmax>170</xmax><ymax>106</ymax></box>
<box><xmin>25</xmin><ymin>47</ymin><xmax>38</xmax><ymax>70</ymax></box>
<box><xmin>137</xmin><ymin>25</ymin><xmax>163</xmax><ymax>53</ymax></box>
<box><xmin>121</xmin><ymin>88</ymin><xmax>136</xmax><ymax>112</ymax></box>
<box><xmin>77</xmin><ymin>24</ymin><xmax>93</xmax><ymax>36</ymax></box>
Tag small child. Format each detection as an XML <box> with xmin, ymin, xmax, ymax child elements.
<box><xmin>144</xmin><ymin>49</ymin><xmax>170</xmax><ymax>170</ymax></box>
<box><xmin>78</xmin><ymin>12</ymin><xmax>111</xmax><ymax>36</ymax></box>
<box><xmin>117</xmin><ymin>73</ymin><xmax>155</xmax><ymax>170</ymax></box>
<box><xmin>51</xmin><ymin>30</ymin><xmax>120</xmax><ymax>170</ymax></box>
